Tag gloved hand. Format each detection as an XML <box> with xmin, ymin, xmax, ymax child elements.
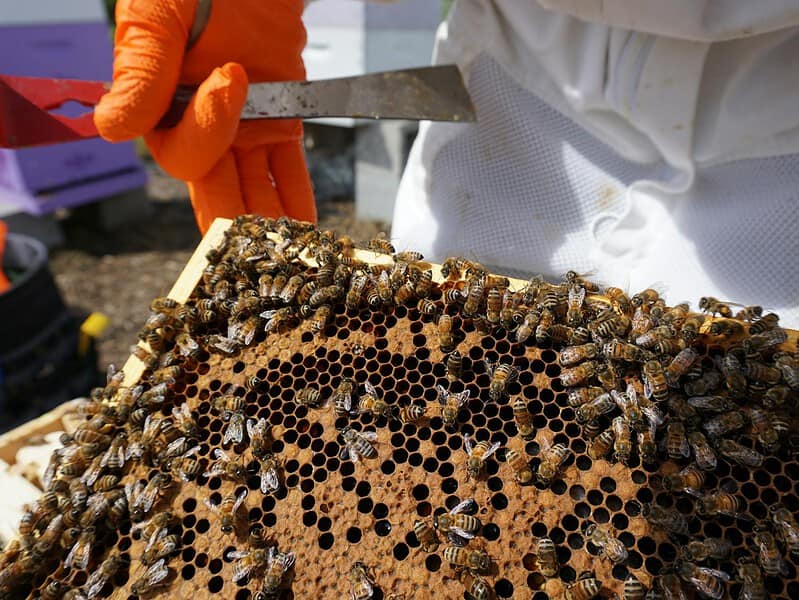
<box><xmin>0</xmin><ymin>220</ymin><xmax>9</xmax><ymax>293</ymax></box>
<box><xmin>94</xmin><ymin>0</ymin><xmax>317</xmax><ymax>234</ymax></box>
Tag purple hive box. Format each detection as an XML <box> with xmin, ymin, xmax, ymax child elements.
<box><xmin>0</xmin><ymin>19</ymin><xmax>146</xmax><ymax>216</ymax></box>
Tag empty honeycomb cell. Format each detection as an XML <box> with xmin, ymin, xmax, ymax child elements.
<box><xmin>183</xmin><ymin>547</ymin><xmax>197</xmax><ymax>563</ymax></box>
<box><xmin>375</xmin><ymin>520</ymin><xmax>391</xmax><ymax>536</ymax></box>
<box><xmin>424</xmin><ymin>554</ymin><xmax>442</xmax><ymax>573</ymax></box>
<box><xmin>658</xmin><ymin>542</ymin><xmax>677</xmax><ymax>562</ymax></box>
<box><xmin>346</xmin><ymin>527</ymin><xmax>362</xmax><ymax>544</ymax></box>
<box><xmin>263</xmin><ymin>513</ymin><xmax>278</xmax><ymax>527</ymax></box>
<box><xmin>416</xmin><ymin>501</ymin><xmax>432</xmax><ymax>517</ymax></box>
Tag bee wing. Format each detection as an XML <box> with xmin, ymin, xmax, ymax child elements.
<box><xmin>241</xmin><ymin>323</ymin><xmax>257</xmax><ymax>346</ymax></box>
<box><xmin>446</xmin><ymin>531</ymin><xmax>470</xmax><ymax>547</ymax></box>
<box><xmin>182</xmin><ymin>446</ymin><xmax>200</xmax><ymax>459</ymax></box>
<box><xmin>483</xmin><ymin>441</ymin><xmax>501</xmax><ymax>460</ymax></box>
<box><xmin>455</xmin><ymin>389</ymin><xmax>471</xmax><ymax>407</ymax></box>
<box><xmin>144</xmin><ymin>558</ymin><xmax>170</xmax><ymax>586</ymax></box>
<box><xmin>450</xmin><ymin>498</ymin><xmax>476</xmax><ymax>515</ymax></box>
<box><xmin>363</xmin><ymin>381</ymin><xmax>378</xmax><ymax>398</ymax></box>
<box><xmin>350</xmin><ymin>447</ymin><xmax>361</xmax><ymax>463</ymax></box>
<box><xmin>87</xmin><ymin>572</ymin><xmax>108</xmax><ymax>599</ymax></box>
<box><xmin>436</xmin><ymin>385</ymin><xmax>449</xmax><ymax>406</ymax></box>
<box><xmin>339</xmin><ymin>446</ymin><xmax>352</xmax><ymax>461</ymax></box>
<box><xmin>213</xmin><ymin>448</ymin><xmax>231</xmax><ymax>462</ymax></box>
<box><xmin>64</xmin><ymin>539</ymin><xmax>89</xmax><ymax>570</ymax></box>
<box><xmin>569</xmin><ymin>285</ymin><xmax>586</xmax><ymax>306</ymax></box>
<box><xmin>642</xmin><ymin>405</ymin><xmax>665</xmax><ymax>428</ymax></box>
<box><xmin>483</xmin><ymin>358</ymin><xmax>496</xmax><ymax>377</ymax></box>
<box><xmin>449</xmin><ymin>526</ymin><xmax>476</xmax><ymax>540</ymax></box>
<box><xmin>165</xmin><ymin>436</ymin><xmax>188</xmax><ymax>455</ymax></box>
<box><xmin>223</xmin><ymin>414</ymin><xmax>245</xmax><ymax>446</ymax></box>
<box><xmin>643</xmin><ymin>379</ymin><xmax>654</xmax><ymax>399</ymax></box>
<box><xmin>626</xmin><ymin>383</ymin><xmax>638</xmax><ymax>405</ymax></box>
<box><xmin>279</xmin><ymin>551</ymin><xmax>296</xmax><ymax>574</ymax></box>
<box><xmin>145</xmin><ymin>527</ymin><xmax>167</xmax><ymax>553</ymax></box>
<box><xmin>361</xmin><ymin>431</ymin><xmax>378</xmax><ymax>441</ymax></box>
<box><xmin>226</xmin><ymin>549</ymin><xmax>250</xmax><ymax>562</ymax></box>
<box><xmin>233</xmin><ymin>489</ymin><xmax>249</xmax><ymax>512</ymax></box>
<box><xmin>463</xmin><ymin>434</ymin><xmax>474</xmax><ymax>455</ymax></box>
<box><xmin>260</xmin><ymin>467</ymin><xmax>280</xmax><ymax>494</ymax></box>
<box><xmin>203</xmin><ymin>498</ymin><xmax>220</xmax><ymax>514</ymax></box>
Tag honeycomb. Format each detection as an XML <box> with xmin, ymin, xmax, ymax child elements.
<box><xmin>2</xmin><ymin>215</ymin><xmax>799</xmax><ymax>600</ymax></box>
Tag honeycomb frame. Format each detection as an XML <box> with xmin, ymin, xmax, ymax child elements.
<box><xmin>1</xmin><ymin>217</ymin><xmax>798</xmax><ymax>600</ymax></box>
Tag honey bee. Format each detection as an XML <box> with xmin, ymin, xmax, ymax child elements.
<box><xmin>504</xmin><ymin>448</ymin><xmax>533</xmax><ymax>484</ymax></box>
<box><xmin>142</xmin><ymin>531</ymin><xmax>181</xmax><ymax>566</ymax></box>
<box><xmin>743</xmin><ymin>329</ymin><xmax>789</xmax><ymax>359</ymax></box>
<box><xmin>530</xmin><ymin>536</ymin><xmax>558</xmax><ymax>578</ymax></box>
<box><xmin>358</xmin><ymin>382</ymin><xmax>392</xmax><ymax>419</ymax></box>
<box><xmin>696</xmin><ymin>491</ymin><xmax>746</xmax><ymax>519</ymax></box>
<box><xmin>515</xmin><ymin>309</ymin><xmax>541</xmax><ymax>344</ymax></box>
<box><xmin>222</xmin><ymin>409</ymin><xmax>247</xmax><ymax>446</ymax></box>
<box><xmin>604</xmin><ymin>339</ymin><xmax>649</xmax><ymax>363</ymax></box>
<box><xmin>737</xmin><ymin>558</ymin><xmax>767</xmax><ymax>600</ymax></box>
<box><xmin>64</xmin><ymin>524</ymin><xmax>97</xmax><ymax>570</ymax></box>
<box><xmin>256</xmin><ymin>453</ymin><xmax>282</xmax><ymax>495</ymax></box>
<box><xmin>537</xmin><ymin>442</ymin><xmax>571</xmax><ymax>486</ymax></box>
<box><xmin>367</xmin><ymin>235</ymin><xmax>395</xmax><ymax>254</ymax></box>
<box><xmin>702</xmin><ymin>410</ymin><xmax>746</xmax><ymax>440</ymax></box>
<box><xmin>584</xmin><ymin>522</ymin><xmax>628</xmax><ymax>564</ymax></box>
<box><xmin>443</xmin><ymin>546</ymin><xmax>492</xmax><ymax>572</ymax></box>
<box><xmin>438</xmin><ymin>314</ymin><xmax>456</xmax><ymax>353</ymax></box>
<box><xmin>715</xmin><ymin>438</ymin><xmax>763</xmax><ymax>468</ymax></box>
<box><xmin>296</xmin><ymin>386</ymin><xmax>321</xmax><ymax>408</ymax></box>
<box><xmin>749</xmin><ymin>312</ymin><xmax>780</xmax><ymax>334</ymax></box>
<box><xmin>309</xmin><ymin>304</ymin><xmax>332</xmax><ymax>335</ymax></box>
<box><xmin>168</xmin><ymin>446</ymin><xmax>201</xmax><ymax>482</ymax></box>
<box><xmin>436</xmin><ymin>385</ymin><xmax>470</xmax><ymax>429</ymax></box>
<box><xmin>443</xmin><ymin>287</ymin><xmax>465</xmax><ymax>305</ymax></box>
<box><xmin>612</xmin><ymin>416</ymin><xmax>633</xmax><ymax>464</ymax></box>
<box><xmin>126</xmin><ymin>473</ymin><xmax>172</xmax><ymax>522</ymax></box>
<box><xmin>707</xmin><ymin>318</ymin><xmax>744</xmax><ymax>338</ymax></box>
<box><xmin>612</xmin><ymin>384</ymin><xmax>647</xmax><ymax>432</ymax></box>
<box><xmin>244</xmin><ymin>417</ymin><xmax>271</xmax><ymax>460</ymax></box>
<box><xmin>413</xmin><ymin>519</ymin><xmax>440</xmax><ymax>552</ymax></box>
<box><xmin>30</xmin><ymin>513</ymin><xmax>64</xmax><ymax>559</ymax></box>
<box><xmin>87</xmin><ymin>554</ymin><xmax>129</xmax><ymax>599</ymax></box>
<box><xmin>620</xmin><ymin>575</ymin><xmax>645</xmax><ymax>600</ymax></box>
<box><xmin>567</xmin><ymin>386</ymin><xmax>605</xmax><ymax>407</ymax></box>
<box><xmin>679</xmin><ymin>537</ymin><xmax>731</xmax><ymax>563</ymax></box>
<box><xmin>775</xmin><ymin>354</ymin><xmax>799</xmax><ymax>389</ymax></box>
<box><xmin>433</xmin><ymin>498</ymin><xmax>481</xmax><ymax>545</ymax></box>
<box><xmin>688</xmin><ymin>431</ymin><xmax>717</xmax><ymax>471</ymax></box>
<box><xmin>130</xmin><ymin>558</ymin><xmax>170</xmax><ymax>597</ymax></box>
<box><xmin>638</xmin><ymin>423</ymin><xmax>658</xmax><ymax>464</ymax></box>
<box><xmin>674</xmin><ymin>560</ymin><xmax>729</xmax><ymax>600</ymax></box>
<box><xmin>565</xmin><ymin>571</ymin><xmax>601</xmax><ymax>600</ymax></box>
<box><xmin>204</xmin><ymin>448</ymin><xmax>249</xmax><ymax>483</ymax></box>
<box><xmin>463</xmin><ymin>434</ymin><xmax>500</xmax><ymax>480</ymax></box>
<box><xmin>170</xmin><ymin>403</ymin><xmax>198</xmax><ymax>439</ymax></box>
<box><xmin>224</xmin><ymin>546</ymin><xmax>271</xmax><ymax>584</ymax></box>
<box><xmin>560</xmin><ymin>361</ymin><xmax>604</xmax><ymax>387</ymax></box>
<box><xmin>346</xmin><ymin>272</ymin><xmax>368</xmax><ymax>310</ymax></box>
<box><xmin>770</xmin><ymin>503</ymin><xmax>799</xmax><ymax>556</ymax></box>
<box><xmin>605</xmin><ymin>287</ymin><xmax>632</xmax><ymax>315</ymax></box>
<box><xmin>333</xmin><ymin>377</ymin><xmax>357</xmax><ymax>417</ymax></box>
<box><xmin>753</xmin><ymin>525</ymin><xmax>790</xmax><ymax>576</ymax></box>
<box><xmin>511</xmin><ymin>397</ymin><xmax>535</xmax><ymax>440</ymax></box>
<box><xmin>746</xmin><ymin>407</ymin><xmax>780</xmax><ymax>452</ymax></box>
<box><xmin>662</xmin><ymin>465</ymin><xmax>705</xmax><ymax>497</ymax></box>
<box><xmin>457</xmin><ymin>568</ymin><xmax>491</xmax><ymax>600</ymax></box>
<box><xmin>205</xmin><ymin>488</ymin><xmax>248</xmax><ymax>534</ymax></box>
<box><xmin>463</xmin><ymin>277</ymin><xmax>484</xmax><ymax>317</ymax></box>
<box><xmin>483</xmin><ymin>360</ymin><xmax>518</xmax><ymax>401</ymax></box>
<box><xmin>683</xmin><ymin>370</ymin><xmax>723</xmax><ymax>397</ymax></box>
<box><xmin>397</xmin><ymin>404</ymin><xmax>427</xmax><ymax>424</ymax></box>
<box><xmin>635</xmin><ymin>325</ymin><xmax>677</xmax><ymax>349</ymax></box>
<box><xmin>349</xmin><ymin>561</ymin><xmax>377</xmax><ymax>600</ymax></box>
<box><xmin>41</xmin><ymin>580</ymin><xmax>70</xmax><ymax>600</ymax></box>
<box><xmin>375</xmin><ymin>270</ymin><xmax>393</xmax><ymax>306</ymax></box>
<box><xmin>698</xmin><ymin>297</ymin><xmax>736</xmax><ymax>318</ymax></box>
<box><xmin>446</xmin><ymin>351</ymin><xmax>464</xmax><ymax>382</ymax></box>
<box><xmin>631</xmin><ymin>288</ymin><xmax>661</xmax><ymax>307</ymax></box>
<box><xmin>535</xmin><ymin>307</ymin><xmax>555</xmax><ymax>344</ymax></box>
<box><xmin>640</xmin><ymin>503</ymin><xmax>691</xmax><ymax>536</ymax></box>
<box><xmin>685</xmin><ymin>395</ymin><xmax>732</xmax><ymax>414</ymax></box>
<box><xmin>664</xmin><ymin>348</ymin><xmax>698</xmax><ymax>387</ymax></box>
<box><xmin>718</xmin><ymin>352</ymin><xmax>747</xmax><ymax>398</ymax></box>
<box><xmin>575</xmin><ymin>392</ymin><xmax>615</xmax><ymax>424</ymax></box>
<box><xmin>588</xmin><ymin>429</ymin><xmax>615</xmax><ymax>460</ymax></box>
<box><xmin>565</xmin><ymin>284</ymin><xmax>586</xmax><ymax>326</ymax></box>
<box><xmin>485</xmin><ymin>287</ymin><xmax>502</xmax><ymax>324</ymax></box>
<box><xmin>340</xmin><ymin>427</ymin><xmax>378</xmax><ymax>462</ymax></box>
<box><xmin>560</xmin><ymin>343</ymin><xmax>600</xmax><ymax>366</ymax></box>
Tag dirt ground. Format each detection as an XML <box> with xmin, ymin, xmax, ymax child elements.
<box><xmin>50</xmin><ymin>160</ymin><xmax>388</xmax><ymax>370</ymax></box>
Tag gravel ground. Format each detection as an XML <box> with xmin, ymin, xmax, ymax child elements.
<box><xmin>50</xmin><ymin>160</ymin><xmax>388</xmax><ymax>370</ymax></box>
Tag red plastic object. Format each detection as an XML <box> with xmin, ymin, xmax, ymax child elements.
<box><xmin>0</xmin><ymin>221</ymin><xmax>9</xmax><ymax>293</ymax></box>
<box><xmin>0</xmin><ymin>74</ymin><xmax>107</xmax><ymax>148</ymax></box>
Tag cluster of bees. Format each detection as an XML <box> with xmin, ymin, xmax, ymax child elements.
<box><xmin>1</xmin><ymin>214</ymin><xmax>798</xmax><ymax>600</ymax></box>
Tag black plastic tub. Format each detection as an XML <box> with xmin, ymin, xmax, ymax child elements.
<box><xmin>0</xmin><ymin>233</ymin><xmax>99</xmax><ymax>431</ymax></box>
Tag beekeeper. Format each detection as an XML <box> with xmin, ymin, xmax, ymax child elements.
<box><xmin>392</xmin><ymin>1</ymin><xmax>799</xmax><ymax>327</ymax></box>
<box><xmin>94</xmin><ymin>0</ymin><xmax>316</xmax><ymax>233</ymax></box>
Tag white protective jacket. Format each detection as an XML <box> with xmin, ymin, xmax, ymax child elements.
<box><xmin>391</xmin><ymin>0</ymin><xmax>799</xmax><ymax>326</ymax></box>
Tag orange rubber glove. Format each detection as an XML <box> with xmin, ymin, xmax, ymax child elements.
<box><xmin>0</xmin><ymin>220</ymin><xmax>9</xmax><ymax>293</ymax></box>
<box><xmin>94</xmin><ymin>0</ymin><xmax>317</xmax><ymax>234</ymax></box>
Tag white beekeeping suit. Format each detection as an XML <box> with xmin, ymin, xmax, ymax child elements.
<box><xmin>392</xmin><ymin>0</ymin><xmax>799</xmax><ymax>326</ymax></box>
